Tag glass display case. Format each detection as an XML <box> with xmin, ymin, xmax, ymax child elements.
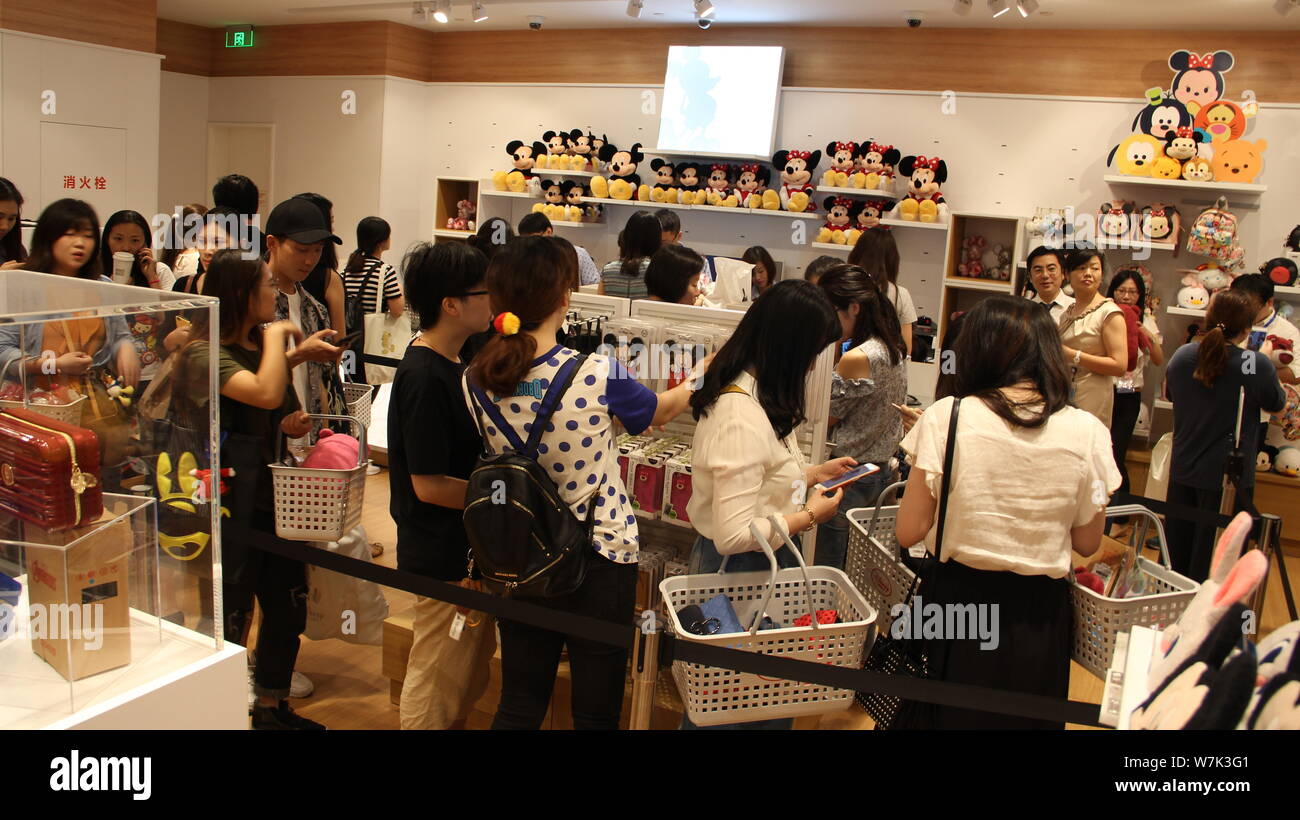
<box><xmin>0</xmin><ymin>272</ymin><xmax>223</xmax><ymax>729</ymax></box>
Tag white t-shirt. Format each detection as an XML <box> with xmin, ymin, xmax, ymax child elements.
<box><xmin>1255</xmin><ymin>309</ymin><xmax>1300</xmax><ymax>436</ymax></box>
<box><xmin>888</xmin><ymin>282</ymin><xmax>918</xmax><ymax>326</ymax></box>
<box><xmin>899</xmin><ymin>396</ymin><xmax>1121</xmax><ymax>579</ymax></box>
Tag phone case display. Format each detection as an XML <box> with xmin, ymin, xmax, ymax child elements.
<box><xmin>629</xmin><ymin>436</ymin><xmax>689</xmax><ymax>517</ymax></box>
<box><xmin>0</xmin><ymin>272</ymin><xmax>222</xmax><ymax>729</ymax></box>
<box><xmin>600</xmin><ymin>318</ymin><xmax>660</xmax><ymax>381</ymax></box>
<box><xmin>661</xmin><ymin>450</ymin><xmax>694</xmax><ymax>528</ymax></box>
<box><xmin>616</xmin><ymin>433</ymin><xmax>654</xmax><ymax>487</ymax></box>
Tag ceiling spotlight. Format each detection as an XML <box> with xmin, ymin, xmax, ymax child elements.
<box><xmin>432</xmin><ymin>0</ymin><xmax>449</xmax><ymax>24</ymax></box>
<box><xmin>411</xmin><ymin>1</ymin><xmax>427</xmax><ymax>22</ymax></box>
<box><xmin>694</xmin><ymin>0</ymin><xmax>716</xmax><ymax>20</ymax></box>
<box><xmin>989</xmin><ymin>0</ymin><xmax>1010</xmax><ymax>17</ymax></box>
<box><xmin>1017</xmin><ymin>0</ymin><xmax>1038</xmax><ymax>17</ymax></box>
<box><xmin>627</xmin><ymin>0</ymin><xmax>643</xmax><ymax>18</ymax></box>
<box><xmin>472</xmin><ymin>0</ymin><xmax>488</xmax><ymax>22</ymax></box>
<box><xmin>953</xmin><ymin>0</ymin><xmax>972</xmax><ymax>14</ymax></box>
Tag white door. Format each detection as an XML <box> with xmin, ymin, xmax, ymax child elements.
<box><xmin>206</xmin><ymin>123</ymin><xmax>274</xmax><ymax>213</ymax></box>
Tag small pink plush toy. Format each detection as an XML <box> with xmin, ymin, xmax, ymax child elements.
<box><xmin>301</xmin><ymin>428</ymin><xmax>362</xmax><ymax>470</ymax></box>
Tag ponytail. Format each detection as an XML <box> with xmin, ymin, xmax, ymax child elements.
<box><xmin>468</xmin><ymin>236</ymin><xmax>578</xmax><ymax>396</ymax></box>
<box><xmin>1194</xmin><ymin>289</ymin><xmax>1255</xmax><ymax>389</ymax></box>
<box><xmin>347</xmin><ymin>215</ymin><xmax>390</xmax><ymax>274</ymax></box>
<box><xmin>343</xmin><ymin>248</ymin><xmax>366</xmax><ymax>275</ymax></box>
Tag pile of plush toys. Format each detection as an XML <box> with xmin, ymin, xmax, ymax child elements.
<box><xmin>1108</xmin><ymin>49</ymin><xmax>1268</xmax><ymax>185</ymax></box>
<box><xmin>1175</xmin><ymin>263</ymin><xmax>1237</xmax><ymax>309</ymax></box>
<box><xmin>955</xmin><ymin>234</ymin><xmax>1012</xmax><ymax>281</ymax></box>
<box><xmin>1124</xmin><ymin>512</ymin><xmax>1300</xmax><ymax>729</ymax></box>
<box><xmin>490</xmin><ymin>130</ymin><xmax>953</xmax><ymax>234</ymax></box>
<box><xmin>445</xmin><ymin>199</ymin><xmax>476</xmax><ymax>232</ymax></box>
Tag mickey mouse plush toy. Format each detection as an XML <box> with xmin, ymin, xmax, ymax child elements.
<box><xmin>590</xmin><ymin>142</ymin><xmax>644</xmax><ymax>200</ymax></box>
<box><xmin>821</xmin><ymin>141</ymin><xmax>857</xmax><ymax>188</ymax></box>
<box><xmin>772</xmin><ymin>149</ymin><xmax>821</xmax><ymax>213</ymax></box>
<box><xmin>733</xmin><ymin>164</ymin><xmax>778</xmax><ymax>210</ymax></box>
<box><xmin>560</xmin><ymin>180</ymin><xmax>597</xmax><ymax>222</ymax></box>
<box><xmin>891</xmin><ymin>155</ymin><xmax>948</xmax><ymax>223</ymax></box>
<box><xmin>816</xmin><ymin>197</ymin><xmax>855</xmax><ymax>244</ymax></box>
<box><xmin>566</xmin><ymin>129</ymin><xmax>598</xmax><ymax>171</ymax></box>
<box><xmin>648</xmin><ymin>158</ymin><xmax>677</xmax><ymax>203</ymax></box>
<box><xmin>856</xmin><ymin>141</ymin><xmax>902</xmax><ymax>191</ymax></box>
<box><xmin>492</xmin><ymin>139</ymin><xmax>549</xmax><ymax>192</ymax></box>
<box><xmin>705</xmin><ymin>164</ymin><xmax>738</xmax><ymax>207</ymax></box>
<box><xmin>537</xmin><ymin>130</ymin><xmax>570</xmax><ymax>170</ymax></box>
<box><xmin>675</xmin><ymin>162</ymin><xmax>706</xmax><ymax>205</ymax></box>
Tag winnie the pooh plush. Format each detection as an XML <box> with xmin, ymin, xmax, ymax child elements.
<box><xmin>1212</xmin><ymin>138</ymin><xmax>1267</xmax><ymax>184</ymax></box>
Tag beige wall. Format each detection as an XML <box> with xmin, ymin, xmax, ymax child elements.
<box><xmin>157</xmin><ymin>70</ymin><xmax>210</xmax><ymax>215</ymax></box>
<box><xmin>377</xmin><ymin>77</ymin><xmax>434</xmax><ymax>264</ymax></box>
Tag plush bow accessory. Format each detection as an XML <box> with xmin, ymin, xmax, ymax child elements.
<box><xmin>787</xmin><ymin>150</ymin><xmax>811</xmax><ymax>161</ymax></box>
<box><xmin>834</xmin><ymin>141</ymin><xmax>856</xmax><ymax>153</ymax></box>
<box><xmin>869</xmin><ymin>142</ymin><xmax>892</xmax><ymax>155</ymax></box>
<box><xmin>914</xmin><ymin>155</ymin><xmax>942</xmax><ymax>171</ymax></box>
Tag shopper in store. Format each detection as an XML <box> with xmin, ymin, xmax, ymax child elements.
<box><xmin>343</xmin><ymin>216</ymin><xmax>405</xmax><ymax>323</ymax></box>
<box><xmin>741</xmin><ymin>245</ymin><xmax>776</xmax><ymax>297</ymax></box>
<box><xmin>1164</xmin><ymin>289</ymin><xmax>1284</xmax><ymax>581</ymax></box>
<box><xmin>803</xmin><ymin>254</ymin><xmax>840</xmax><ymax>286</ymax></box>
<box><xmin>175</xmin><ymin>248</ymin><xmax>322</xmax><ymax>730</ymax></box>
<box><xmin>519</xmin><ymin>212</ymin><xmax>600</xmax><ymax>287</ymax></box>
<box><xmin>896</xmin><ymin>311</ymin><xmax>968</xmax><ymax>436</ymax></box>
<box><xmin>644</xmin><ymin>244</ymin><xmax>706</xmax><ymax>305</ymax></box>
<box><xmin>1232</xmin><ymin>273</ymin><xmax>1300</xmax><ymax>383</ymax></box>
<box><xmin>1058</xmin><ymin>247</ymin><xmax>1126</xmax><ymax>427</ymax></box>
<box><xmin>848</xmin><ymin>228</ymin><xmax>916</xmax><ymax>356</ymax></box>
<box><xmin>0</xmin><ymin>177</ymin><xmax>28</xmax><ymax>269</ymax></box>
<box><xmin>158</xmin><ymin>202</ymin><xmax>207</xmax><ymax>278</ymax></box>
<box><xmin>1106</xmin><ymin>268</ymin><xmax>1163</xmax><ymax>501</ymax></box>
<box><xmin>212</xmin><ymin>172</ymin><xmax>265</xmax><ymax>256</ymax></box>
<box><xmin>657</xmin><ymin>209</ymin><xmax>683</xmax><ymax>245</ymax></box>
<box><xmin>1023</xmin><ymin>246</ymin><xmax>1074</xmax><ymax>323</ymax></box>
<box><xmin>814</xmin><ymin>263</ymin><xmax>909</xmax><ymax>569</ymax></box>
<box><xmin>894</xmin><ymin>295</ymin><xmax>1120</xmax><ymax>730</ymax></box>
<box><xmin>389</xmin><ymin>241</ymin><xmax>497</xmax><ymax>730</ymax></box>
<box><xmin>172</xmin><ymin>206</ymin><xmax>241</xmax><ymax>295</ymax></box>
<box><xmin>102</xmin><ymin>210</ymin><xmax>178</xmax><ymax>392</ymax></box>
<box><xmin>467</xmin><ymin>216</ymin><xmax>515</xmax><ymax>262</ymax></box>
<box><xmin>465</xmin><ymin>235</ymin><xmax>701</xmax><ymax>730</ymax></box>
<box><xmin>599</xmin><ymin>210</ymin><xmax>660</xmax><ymax>299</ymax></box>
<box><xmin>294</xmin><ymin>193</ymin><xmax>347</xmax><ymax>340</ymax></box>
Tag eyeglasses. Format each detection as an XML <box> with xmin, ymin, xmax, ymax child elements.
<box><xmin>461</xmin><ymin>290</ymin><xmax>489</xmax><ymax>297</ymax></box>
<box><xmin>1114</xmin><ymin>288</ymin><xmax>1140</xmax><ymax>296</ymax></box>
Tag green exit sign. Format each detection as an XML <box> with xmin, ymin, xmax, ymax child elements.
<box><xmin>225</xmin><ymin>26</ymin><xmax>254</xmax><ymax>48</ymax></box>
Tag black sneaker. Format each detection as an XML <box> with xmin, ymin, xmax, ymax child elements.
<box><xmin>251</xmin><ymin>701</ymin><xmax>326</xmax><ymax>731</ymax></box>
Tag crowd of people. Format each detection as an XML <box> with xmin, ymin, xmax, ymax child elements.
<box><xmin>0</xmin><ymin>169</ymin><xmax>1289</xmax><ymax>732</ymax></box>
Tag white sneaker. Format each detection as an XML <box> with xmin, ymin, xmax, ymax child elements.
<box><xmin>290</xmin><ymin>670</ymin><xmax>314</xmax><ymax>698</ymax></box>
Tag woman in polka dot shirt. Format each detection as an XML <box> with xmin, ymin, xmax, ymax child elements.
<box><xmin>464</xmin><ymin>235</ymin><xmax>703</xmax><ymax>730</ymax></box>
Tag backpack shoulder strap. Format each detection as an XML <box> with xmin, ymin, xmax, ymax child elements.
<box><xmin>466</xmin><ymin>372</ymin><xmax>527</xmax><ymax>453</ymax></box>
<box><xmin>721</xmin><ymin>384</ymin><xmax>749</xmax><ymax>396</ymax></box>
<box><xmin>523</xmin><ymin>353</ymin><xmax>587</xmax><ymax>457</ymax></box>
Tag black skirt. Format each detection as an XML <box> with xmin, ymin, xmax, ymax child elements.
<box><xmin>896</xmin><ymin>559</ymin><xmax>1072</xmax><ymax>730</ymax></box>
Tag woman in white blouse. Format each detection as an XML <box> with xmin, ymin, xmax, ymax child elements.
<box><xmin>895</xmin><ymin>295</ymin><xmax>1121</xmax><ymax>730</ymax></box>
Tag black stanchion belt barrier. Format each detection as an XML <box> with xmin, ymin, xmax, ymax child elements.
<box><xmin>1110</xmin><ymin>491</ymin><xmax>1235</xmax><ymax>530</ymax></box>
<box><xmin>250</xmin><ymin>533</ymin><xmax>1103</xmax><ymax>727</ymax></box>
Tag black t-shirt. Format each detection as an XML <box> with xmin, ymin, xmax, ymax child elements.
<box><xmin>388</xmin><ymin>345</ymin><xmax>482</xmax><ymax>580</ymax></box>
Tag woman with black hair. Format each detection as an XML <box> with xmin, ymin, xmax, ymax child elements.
<box><xmin>1106</xmin><ymin>268</ymin><xmax>1164</xmax><ymax>498</ymax></box>
<box><xmin>159</xmin><ymin>203</ymin><xmax>208</xmax><ymax>276</ymax></box>
<box><xmin>102</xmin><ymin>210</ymin><xmax>178</xmax><ymax>390</ymax></box>
<box><xmin>849</xmin><ymin>227</ymin><xmax>917</xmax><ymax>356</ymax></box>
<box><xmin>742</xmin><ymin>245</ymin><xmax>776</xmax><ymax>296</ymax></box>
<box><xmin>1058</xmin><ymin>247</ymin><xmax>1126</xmax><ymax>427</ymax></box>
<box><xmin>1165</xmin><ymin>289</ymin><xmax>1284</xmax><ymax>581</ymax></box>
<box><xmin>294</xmin><ymin>193</ymin><xmax>346</xmax><ymax>339</ymax></box>
<box><xmin>644</xmin><ymin>244</ymin><xmax>705</xmax><ymax>305</ymax></box>
<box><xmin>467</xmin><ymin>217</ymin><xmax>515</xmax><ymax>263</ymax></box>
<box><xmin>814</xmin><ymin>263</ymin><xmax>909</xmax><ymax>569</ymax></box>
<box><xmin>389</xmin><ymin>241</ymin><xmax>495</xmax><ymax>730</ymax></box>
<box><xmin>172</xmin><ymin>206</ymin><xmax>241</xmax><ymax>295</ymax></box>
<box><xmin>894</xmin><ymin>295</ymin><xmax>1120</xmax><ymax>729</ymax></box>
<box><xmin>0</xmin><ymin>177</ymin><xmax>28</xmax><ymax>269</ymax></box>
<box><xmin>600</xmin><ymin>210</ymin><xmax>661</xmax><ymax>298</ymax></box>
<box><xmin>344</xmin><ymin>216</ymin><xmax>405</xmax><ymax>323</ymax></box>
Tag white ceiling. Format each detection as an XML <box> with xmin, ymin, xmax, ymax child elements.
<box><xmin>159</xmin><ymin>0</ymin><xmax>1300</xmax><ymax>32</ymax></box>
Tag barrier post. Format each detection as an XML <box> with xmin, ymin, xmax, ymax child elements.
<box><xmin>628</xmin><ymin>611</ymin><xmax>661</xmax><ymax>730</ymax></box>
<box><xmin>1258</xmin><ymin>514</ymin><xmax>1298</xmax><ymax>622</ymax></box>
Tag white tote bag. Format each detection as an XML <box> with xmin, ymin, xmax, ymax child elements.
<box><xmin>363</xmin><ymin>266</ymin><xmax>404</xmax><ymax>384</ymax></box>
<box><xmin>305</xmin><ymin>525</ymin><xmax>390</xmax><ymax>645</ymax></box>
<box><xmin>1144</xmin><ymin>432</ymin><xmax>1172</xmax><ymax>502</ymax></box>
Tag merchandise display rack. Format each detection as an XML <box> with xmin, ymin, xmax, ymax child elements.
<box><xmin>1103</xmin><ymin>174</ymin><xmax>1268</xmax><ymax>196</ymax></box>
<box><xmin>816</xmin><ymin>185</ymin><xmax>899</xmax><ymax>199</ymax></box>
<box><xmin>938</xmin><ymin>212</ymin><xmax>1027</xmax><ymax>342</ymax></box>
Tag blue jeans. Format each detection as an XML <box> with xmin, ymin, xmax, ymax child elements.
<box><xmin>814</xmin><ymin>468</ymin><xmax>895</xmax><ymax>571</ymax></box>
<box><xmin>679</xmin><ymin>534</ymin><xmax>801</xmax><ymax>730</ymax></box>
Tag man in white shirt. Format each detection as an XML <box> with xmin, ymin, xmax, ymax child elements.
<box><xmin>1024</xmin><ymin>246</ymin><xmax>1074</xmax><ymax>324</ymax></box>
<box><xmin>517</xmin><ymin>212</ymin><xmax>600</xmax><ymax>287</ymax></box>
<box><xmin>1231</xmin><ymin>274</ymin><xmax>1300</xmax><ymax>466</ymax></box>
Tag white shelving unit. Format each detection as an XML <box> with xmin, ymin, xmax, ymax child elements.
<box><xmin>1153</xmin><ymin>398</ymin><xmax>1173</xmax><ymax>411</ymax></box>
<box><xmin>1103</xmin><ymin>174</ymin><xmax>1267</xmax><ymax>195</ymax></box>
<box><xmin>534</xmin><ymin>167</ymin><xmax>596</xmax><ymax>178</ymax></box>
<box><xmin>945</xmin><ymin>276</ymin><xmax>1014</xmax><ymax>292</ymax></box>
<box><xmin>810</xmin><ymin>241</ymin><xmax>852</xmax><ymax>253</ymax></box>
<box><xmin>1096</xmin><ymin>238</ymin><xmax>1177</xmax><ymax>253</ymax></box>
<box><xmin>479</xmin><ymin>187</ymin><xmax>537</xmax><ymax>200</ymax></box>
<box><xmin>433</xmin><ymin>228</ymin><xmax>474</xmax><ymax>239</ymax></box>
<box><xmin>580</xmin><ymin>196</ymin><xmax>680</xmax><ymax>210</ymax></box>
<box><xmin>550</xmin><ymin>220</ymin><xmax>603</xmax><ymax>229</ymax></box>
<box><xmin>816</xmin><ymin>185</ymin><xmax>899</xmax><ymax>199</ymax></box>
<box><xmin>1166</xmin><ymin>306</ymin><xmax>1207</xmax><ymax>318</ymax></box>
<box><xmin>881</xmin><ymin>217</ymin><xmax>948</xmax><ymax>231</ymax></box>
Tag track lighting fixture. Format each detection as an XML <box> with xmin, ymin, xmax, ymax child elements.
<box><xmin>411</xmin><ymin>2</ymin><xmax>427</xmax><ymax>22</ymax></box>
<box><xmin>988</xmin><ymin>0</ymin><xmax>1010</xmax><ymax>18</ymax></box>
<box><xmin>953</xmin><ymin>0</ymin><xmax>972</xmax><ymax>14</ymax></box>
<box><xmin>627</xmin><ymin>0</ymin><xmax>644</xmax><ymax>19</ymax></box>
<box><xmin>472</xmin><ymin>0</ymin><xmax>488</xmax><ymax>22</ymax></box>
<box><xmin>1017</xmin><ymin>0</ymin><xmax>1039</xmax><ymax>17</ymax></box>
<box><xmin>694</xmin><ymin>0</ymin><xmax>716</xmax><ymax>20</ymax></box>
<box><xmin>432</xmin><ymin>0</ymin><xmax>449</xmax><ymax>24</ymax></box>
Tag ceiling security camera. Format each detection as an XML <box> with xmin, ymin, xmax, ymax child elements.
<box><xmin>696</xmin><ymin>16</ymin><xmax>712</xmax><ymax>29</ymax></box>
<box><xmin>904</xmin><ymin>10</ymin><xmax>924</xmax><ymax>27</ymax></box>
<box><xmin>528</xmin><ymin>15</ymin><xmax>544</xmax><ymax>30</ymax></box>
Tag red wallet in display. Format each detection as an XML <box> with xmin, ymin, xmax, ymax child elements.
<box><xmin>633</xmin><ymin>463</ymin><xmax>665</xmax><ymax>514</ymax></box>
<box><xmin>668</xmin><ymin>473</ymin><xmax>692</xmax><ymax>523</ymax></box>
<box><xmin>0</xmin><ymin>408</ymin><xmax>103</xmax><ymax>530</ymax></box>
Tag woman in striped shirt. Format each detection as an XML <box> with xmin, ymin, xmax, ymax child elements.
<box><xmin>343</xmin><ymin>216</ymin><xmax>405</xmax><ymax>323</ymax></box>
<box><xmin>599</xmin><ymin>210</ymin><xmax>661</xmax><ymax>299</ymax></box>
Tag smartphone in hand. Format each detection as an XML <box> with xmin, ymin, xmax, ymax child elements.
<box><xmin>814</xmin><ymin>462</ymin><xmax>881</xmax><ymax>493</ymax></box>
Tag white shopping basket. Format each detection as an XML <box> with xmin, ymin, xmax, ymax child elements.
<box><xmin>269</xmin><ymin>414</ymin><xmax>367</xmax><ymax>542</ymax></box>
<box><xmin>660</xmin><ymin>515</ymin><xmax>877</xmax><ymax>726</ymax></box>
<box><xmin>845</xmin><ymin>481</ymin><xmax>918</xmax><ymax>638</ymax></box>
<box><xmin>343</xmin><ymin>383</ymin><xmax>372</xmax><ymax>429</ymax></box>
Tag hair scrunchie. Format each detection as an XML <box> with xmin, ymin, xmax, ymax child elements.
<box><xmin>1215</xmin><ymin>322</ymin><xmax>1227</xmax><ymax>331</ymax></box>
<box><xmin>494</xmin><ymin>312</ymin><xmax>522</xmax><ymax>336</ymax></box>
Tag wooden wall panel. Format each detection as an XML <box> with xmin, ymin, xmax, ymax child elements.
<box><xmin>204</xmin><ymin>22</ymin><xmax>393</xmax><ymax>78</ymax></box>
<box><xmin>383</xmin><ymin>22</ymin><xmax>434</xmax><ymax>82</ymax></box>
<box><xmin>0</xmin><ymin>0</ymin><xmax>156</xmax><ymax>53</ymax></box>
<box><xmin>156</xmin><ymin>18</ymin><xmax>211</xmax><ymax>76</ymax></box>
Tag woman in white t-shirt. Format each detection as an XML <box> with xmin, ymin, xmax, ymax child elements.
<box><xmin>849</xmin><ymin>227</ymin><xmax>915</xmax><ymax>356</ymax></box>
<box><xmin>895</xmin><ymin>295</ymin><xmax>1120</xmax><ymax>730</ymax></box>
<box><xmin>464</xmin><ymin>235</ymin><xmax>700</xmax><ymax>730</ymax></box>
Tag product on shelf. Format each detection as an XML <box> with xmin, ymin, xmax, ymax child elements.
<box><xmin>1098</xmin><ymin>200</ymin><xmax>1137</xmax><ymax>241</ymax></box>
<box><xmin>1261</xmin><ymin>257</ymin><xmax>1299</xmax><ymax>287</ymax></box>
<box><xmin>1139</xmin><ymin>203</ymin><xmax>1180</xmax><ymax>245</ymax></box>
<box><xmin>1182</xmin><ymin>156</ymin><xmax>1214</xmax><ymax>181</ymax></box>
<box><xmin>648</xmin><ymin>158</ymin><xmax>678</xmax><ymax>203</ymax></box>
<box><xmin>1163</xmin><ymin>126</ymin><xmax>1207</xmax><ymax>162</ymax></box>
<box><xmin>704</xmin><ymin>164</ymin><xmax>738</xmax><ymax>207</ymax></box>
<box><xmin>0</xmin><ymin>407</ymin><xmax>104</xmax><ymax>531</ymax></box>
<box><xmin>662</xmin><ymin>449</ymin><xmax>694</xmax><ymax>527</ymax></box>
<box><xmin>853</xmin><ymin>199</ymin><xmax>889</xmax><ymax>232</ymax></box>
<box><xmin>1176</xmin><ymin>271</ymin><xmax>1211</xmax><ymax>309</ymax></box>
<box><xmin>820</xmin><ymin>140</ymin><xmax>859</xmax><ymax>188</ymax></box>
<box><xmin>617</xmin><ymin>433</ymin><xmax>654</xmax><ymax>486</ymax></box>
<box><xmin>1212</xmin><ymin>137</ymin><xmax>1268</xmax><ymax>184</ymax></box>
<box><xmin>589</xmin><ymin>141</ymin><xmax>644</xmax><ymax>200</ymax></box>
<box><xmin>629</xmin><ymin>437</ymin><xmax>689</xmax><ymax>517</ymax></box>
<box><xmin>772</xmin><ymin>148</ymin><xmax>820</xmax><ymax>213</ymax></box>
<box><xmin>1186</xmin><ymin>197</ymin><xmax>1244</xmax><ymax>269</ymax></box>
<box><xmin>890</xmin><ymin>155</ymin><xmax>949</xmax><ymax>224</ymax></box>
<box><xmin>816</xmin><ymin>197</ymin><xmax>855</xmax><ymax>245</ymax></box>
<box><xmin>675</xmin><ymin>162</ymin><xmax>706</xmax><ymax>205</ymax></box>
<box><xmin>566</xmin><ymin>128</ymin><xmax>600</xmax><ymax>171</ymax></box>
<box><xmin>733</xmin><ymin>163</ymin><xmax>776</xmax><ymax>210</ymax></box>
<box><xmin>446</xmin><ymin>199</ymin><xmax>476</xmax><ymax>231</ymax></box>
<box><xmin>492</xmin><ymin>139</ymin><xmax>547</xmax><ymax>191</ymax></box>
<box><xmin>601</xmin><ymin>317</ymin><xmax>660</xmax><ymax>382</ymax></box>
<box><xmin>856</xmin><ymin>141</ymin><xmax>900</xmax><ymax>191</ymax></box>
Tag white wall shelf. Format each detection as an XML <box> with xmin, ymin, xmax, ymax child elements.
<box><xmin>693</xmin><ymin>204</ymin><xmax>822</xmax><ymax>220</ymax></box>
<box><xmin>1166</xmin><ymin>306</ymin><xmax>1207</xmax><ymax>317</ymax></box>
<box><xmin>480</xmin><ymin>187</ymin><xmax>538</xmax><ymax>200</ymax></box>
<box><xmin>433</xmin><ymin>228</ymin><xmax>474</xmax><ymax>239</ymax></box>
<box><xmin>1275</xmin><ymin>285</ymin><xmax>1300</xmax><ymax>298</ymax></box>
<box><xmin>1153</xmin><ymin>398</ymin><xmax>1173</xmax><ymax>411</ymax></box>
<box><xmin>551</xmin><ymin>220</ymin><xmax>603</xmax><ymax>229</ymax></box>
<box><xmin>1103</xmin><ymin>174</ymin><xmax>1267</xmax><ymax>195</ymax></box>
<box><xmin>816</xmin><ymin>185</ymin><xmax>899</xmax><ymax>200</ymax></box>
<box><xmin>534</xmin><ymin>167</ymin><xmax>596</xmax><ymax>178</ymax></box>
<box><xmin>579</xmin><ymin>196</ymin><xmax>679</xmax><ymax>209</ymax></box>
<box><xmin>810</xmin><ymin>242</ymin><xmax>852</xmax><ymax>253</ymax></box>
<box><xmin>881</xmin><ymin>217</ymin><xmax>948</xmax><ymax>231</ymax></box>
<box><xmin>944</xmin><ymin>276</ymin><xmax>1013</xmax><ymax>293</ymax></box>
<box><xmin>1096</xmin><ymin>239</ymin><xmax>1177</xmax><ymax>253</ymax></box>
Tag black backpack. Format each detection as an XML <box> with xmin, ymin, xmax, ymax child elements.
<box><xmin>463</xmin><ymin>354</ymin><xmax>594</xmax><ymax>598</ymax></box>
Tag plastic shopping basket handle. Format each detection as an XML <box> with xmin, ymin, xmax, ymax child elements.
<box><xmin>1103</xmin><ymin>503</ymin><xmax>1173</xmax><ymax>570</ymax></box>
<box><xmin>275</xmin><ymin>413</ymin><xmax>369</xmax><ymax>468</ymax></box>
<box><xmin>737</xmin><ymin>516</ymin><xmax>819</xmax><ymax>635</ymax></box>
<box><xmin>867</xmin><ymin>480</ymin><xmax>909</xmax><ymax>530</ymax></box>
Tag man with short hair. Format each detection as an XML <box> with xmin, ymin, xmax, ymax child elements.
<box><xmin>1024</xmin><ymin>246</ymin><xmax>1074</xmax><ymax>323</ymax></box>
<box><xmin>518</xmin><ymin>212</ymin><xmax>600</xmax><ymax>286</ymax></box>
<box><xmin>213</xmin><ymin>173</ymin><xmax>265</xmax><ymax>256</ymax></box>
<box><xmin>1232</xmin><ymin>273</ymin><xmax>1300</xmax><ymax>385</ymax></box>
<box><xmin>656</xmin><ymin>209</ymin><xmax>683</xmax><ymax>245</ymax></box>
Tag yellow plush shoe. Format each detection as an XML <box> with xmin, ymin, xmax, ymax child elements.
<box><xmin>897</xmin><ymin>198</ymin><xmax>920</xmax><ymax>221</ymax></box>
<box><xmin>834</xmin><ymin>172</ymin><xmax>850</xmax><ymax>187</ymax></box>
<box><xmin>636</xmin><ymin>184</ymin><xmax>651</xmax><ymax>201</ymax></box>
<box><xmin>850</xmin><ymin>173</ymin><xmax>867</xmax><ymax>189</ymax></box>
<box><xmin>747</xmin><ymin>194</ymin><xmax>763</xmax><ymax>209</ymax></box>
<box><xmin>816</xmin><ymin>227</ymin><xmax>833</xmax><ymax>243</ymax></box>
<box><xmin>706</xmin><ymin>191</ymin><xmax>723</xmax><ymax>206</ymax></box>
<box><xmin>787</xmin><ymin>191</ymin><xmax>811</xmax><ymax>213</ymax></box>
<box><xmin>589</xmin><ymin>176</ymin><xmax>609</xmax><ymax>198</ymax></box>
<box><xmin>831</xmin><ymin>230</ymin><xmax>848</xmax><ymax>245</ymax></box>
<box><xmin>609</xmin><ymin>179</ymin><xmax>634</xmax><ymax>200</ymax></box>
<box><xmin>845</xmin><ymin>229</ymin><xmax>862</xmax><ymax>245</ymax></box>
<box><xmin>694</xmin><ymin>190</ymin><xmax>710</xmax><ymax>205</ymax></box>
<box><xmin>531</xmin><ymin>202</ymin><xmax>547</xmax><ymax>214</ymax></box>
<box><xmin>506</xmin><ymin>171</ymin><xmax>527</xmax><ymax>193</ymax></box>
<box><xmin>761</xmin><ymin>190</ymin><xmax>781</xmax><ymax>210</ymax></box>
<box><xmin>721</xmin><ymin>194</ymin><xmax>739</xmax><ymax>208</ymax></box>
<box><xmin>864</xmin><ymin>172</ymin><xmax>880</xmax><ymax>190</ymax></box>
<box><xmin>569</xmin><ymin>155</ymin><xmax>586</xmax><ymax>171</ymax></box>
<box><xmin>492</xmin><ymin>170</ymin><xmax>509</xmax><ymax>191</ymax></box>
<box><xmin>820</xmin><ymin>170</ymin><xmax>838</xmax><ymax>187</ymax></box>
<box><xmin>918</xmin><ymin>200</ymin><xmax>939</xmax><ymax>223</ymax></box>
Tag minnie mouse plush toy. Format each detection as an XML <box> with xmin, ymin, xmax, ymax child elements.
<box><xmin>891</xmin><ymin>155</ymin><xmax>949</xmax><ymax>223</ymax></box>
<box><xmin>816</xmin><ymin>197</ymin><xmax>855</xmax><ymax>244</ymax></box>
<box><xmin>821</xmin><ymin>141</ymin><xmax>858</xmax><ymax>188</ymax></box>
<box><xmin>772</xmin><ymin>149</ymin><xmax>820</xmax><ymax>213</ymax></box>
<box><xmin>733</xmin><ymin>164</ymin><xmax>778</xmax><ymax>210</ymax></box>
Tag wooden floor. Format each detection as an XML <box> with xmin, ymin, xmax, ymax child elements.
<box><xmin>280</xmin><ymin>470</ymin><xmax>1300</xmax><ymax>731</ymax></box>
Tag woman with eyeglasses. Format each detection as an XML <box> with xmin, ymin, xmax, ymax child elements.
<box><xmin>1106</xmin><ymin>268</ymin><xmax>1164</xmax><ymax>498</ymax></box>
